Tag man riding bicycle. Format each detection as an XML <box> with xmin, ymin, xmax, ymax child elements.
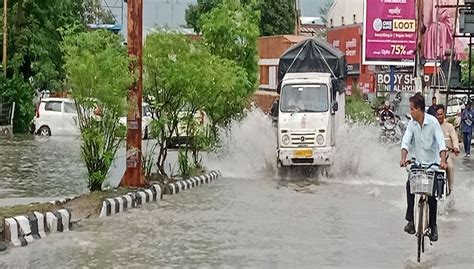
<box><xmin>400</xmin><ymin>93</ymin><xmax>447</xmax><ymax>242</ymax></box>
<box><xmin>436</xmin><ymin>104</ymin><xmax>460</xmax><ymax>195</ymax></box>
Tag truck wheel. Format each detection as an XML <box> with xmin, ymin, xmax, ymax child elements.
<box><xmin>319</xmin><ymin>166</ymin><xmax>331</xmax><ymax>177</ymax></box>
<box><xmin>277</xmin><ymin>166</ymin><xmax>290</xmax><ymax>178</ymax></box>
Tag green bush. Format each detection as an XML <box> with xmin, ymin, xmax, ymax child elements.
<box><xmin>0</xmin><ymin>76</ymin><xmax>35</xmax><ymax>134</ymax></box>
<box><xmin>345</xmin><ymin>90</ymin><xmax>375</xmax><ymax>124</ymax></box>
<box><xmin>61</xmin><ymin>29</ymin><xmax>130</xmax><ymax>191</ymax></box>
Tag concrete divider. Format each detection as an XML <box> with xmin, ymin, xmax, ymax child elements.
<box><xmin>165</xmin><ymin>170</ymin><xmax>221</xmax><ymax>195</ymax></box>
<box><xmin>99</xmin><ymin>184</ymin><xmax>162</xmax><ymax>218</ymax></box>
<box><xmin>4</xmin><ymin>209</ymin><xmax>72</xmax><ymax>247</ymax></box>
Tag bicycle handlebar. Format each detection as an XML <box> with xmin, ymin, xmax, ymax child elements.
<box><xmin>405</xmin><ymin>158</ymin><xmax>440</xmax><ymax>170</ymax></box>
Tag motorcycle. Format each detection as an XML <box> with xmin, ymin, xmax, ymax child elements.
<box><xmin>378</xmin><ymin>115</ymin><xmax>405</xmax><ymax>144</ymax></box>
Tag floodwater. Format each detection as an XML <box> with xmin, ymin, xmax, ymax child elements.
<box><xmin>0</xmin><ymin>110</ymin><xmax>473</xmax><ymax>268</ymax></box>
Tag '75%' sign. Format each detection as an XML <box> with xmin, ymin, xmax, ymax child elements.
<box><xmin>376</xmin><ymin>73</ymin><xmax>432</xmax><ymax>92</ymax></box>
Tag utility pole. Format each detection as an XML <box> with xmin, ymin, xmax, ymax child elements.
<box><xmin>414</xmin><ymin>0</ymin><xmax>425</xmax><ymax>94</ymax></box>
<box><xmin>121</xmin><ymin>0</ymin><xmax>146</xmax><ymax>187</ymax></box>
<box><xmin>294</xmin><ymin>0</ymin><xmax>300</xmax><ymax>35</ymax></box>
<box><xmin>2</xmin><ymin>0</ymin><xmax>7</xmax><ymax>77</ymax></box>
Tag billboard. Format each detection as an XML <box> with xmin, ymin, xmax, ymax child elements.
<box><xmin>363</xmin><ymin>0</ymin><xmax>416</xmax><ymax>66</ymax></box>
<box><xmin>327</xmin><ymin>25</ymin><xmax>362</xmax><ymax>75</ymax></box>
<box><xmin>375</xmin><ymin>72</ymin><xmax>432</xmax><ymax>92</ymax></box>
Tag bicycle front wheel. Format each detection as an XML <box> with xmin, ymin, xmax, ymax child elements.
<box><xmin>417</xmin><ymin>200</ymin><xmax>425</xmax><ymax>263</ymax></box>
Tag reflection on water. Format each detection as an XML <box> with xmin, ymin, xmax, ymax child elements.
<box><xmin>0</xmin><ymin>135</ymin><xmax>88</xmax><ymax>199</ymax></box>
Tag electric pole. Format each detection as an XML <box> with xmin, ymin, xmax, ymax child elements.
<box><xmin>2</xmin><ymin>0</ymin><xmax>7</xmax><ymax>77</ymax></box>
<box><xmin>414</xmin><ymin>0</ymin><xmax>424</xmax><ymax>94</ymax></box>
<box><xmin>121</xmin><ymin>0</ymin><xmax>146</xmax><ymax>187</ymax></box>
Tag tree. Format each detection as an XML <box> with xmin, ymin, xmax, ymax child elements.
<box><xmin>185</xmin><ymin>0</ymin><xmax>222</xmax><ymax>34</ymax></box>
<box><xmin>82</xmin><ymin>0</ymin><xmax>116</xmax><ymax>25</ymax></box>
<box><xmin>319</xmin><ymin>0</ymin><xmax>334</xmax><ymax>24</ymax></box>
<box><xmin>1</xmin><ymin>0</ymin><xmax>86</xmax><ymax>91</ymax></box>
<box><xmin>61</xmin><ymin>29</ymin><xmax>130</xmax><ymax>191</ymax></box>
<box><xmin>186</xmin><ymin>0</ymin><xmax>294</xmax><ymax>36</ymax></box>
<box><xmin>0</xmin><ymin>0</ymin><xmax>116</xmax><ymax>134</ymax></box>
<box><xmin>144</xmin><ymin>31</ymin><xmax>251</xmax><ymax>176</ymax></box>
<box><xmin>260</xmin><ymin>0</ymin><xmax>295</xmax><ymax>36</ymax></box>
<box><xmin>200</xmin><ymin>0</ymin><xmax>260</xmax><ymax>95</ymax></box>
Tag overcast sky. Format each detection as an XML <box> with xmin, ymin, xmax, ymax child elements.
<box><xmin>116</xmin><ymin>0</ymin><xmax>327</xmax><ymax>34</ymax></box>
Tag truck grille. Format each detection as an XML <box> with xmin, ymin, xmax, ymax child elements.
<box><xmin>290</xmin><ymin>132</ymin><xmax>316</xmax><ymax>146</ymax></box>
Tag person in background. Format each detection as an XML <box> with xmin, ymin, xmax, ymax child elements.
<box><xmin>436</xmin><ymin>104</ymin><xmax>459</xmax><ymax>195</ymax></box>
<box><xmin>427</xmin><ymin>96</ymin><xmax>437</xmax><ymax>117</ymax></box>
<box><xmin>461</xmin><ymin>101</ymin><xmax>473</xmax><ymax>158</ymax></box>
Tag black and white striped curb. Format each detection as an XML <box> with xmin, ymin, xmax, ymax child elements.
<box><xmin>165</xmin><ymin>170</ymin><xmax>221</xmax><ymax>195</ymax></box>
<box><xmin>3</xmin><ymin>209</ymin><xmax>72</xmax><ymax>247</ymax></box>
<box><xmin>99</xmin><ymin>184</ymin><xmax>162</xmax><ymax>218</ymax></box>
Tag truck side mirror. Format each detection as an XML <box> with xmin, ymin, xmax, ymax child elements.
<box><xmin>332</xmin><ymin>101</ymin><xmax>338</xmax><ymax>113</ymax></box>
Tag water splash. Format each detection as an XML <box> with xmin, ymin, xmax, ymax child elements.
<box><xmin>205</xmin><ymin>108</ymin><xmax>473</xmax><ymax>215</ymax></box>
<box><xmin>205</xmin><ymin>108</ymin><xmax>277</xmax><ymax>179</ymax></box>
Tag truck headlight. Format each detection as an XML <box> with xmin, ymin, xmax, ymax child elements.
<box><xmin>282</xmin><ymin>134</ymin><xmax>290</xmax><ymax>145</ymax></box>
<box><xmin>316</xmin><ymin>134</ymin><xmax>324</xmax><ymax>145</ymax></box>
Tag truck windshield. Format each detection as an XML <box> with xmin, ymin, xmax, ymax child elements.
<box><xmin>280</xmin><ymin>84</ymin><xmax>329</xmax><ymax>113</ymax></box>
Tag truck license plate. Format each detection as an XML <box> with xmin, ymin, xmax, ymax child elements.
<box><xmin>293</xmin><ymin>149</ymin><xmax>313</xmax><ymax>158</ymax></box>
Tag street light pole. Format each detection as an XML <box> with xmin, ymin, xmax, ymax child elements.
<box><xmin>121</xmin><ymin>0</ymin><xmax>145</xmax><ymax>187</ymax></box>
<box><xmin>2</xmin><ymin>0</ymin><xmax>7</xmax><ymax>77</ymax></box>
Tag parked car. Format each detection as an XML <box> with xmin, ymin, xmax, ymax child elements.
<box><xmin>446</xmin><ymin>97</ymin><xmax>465</xmax><ymax>117</ymax></box>
<box><xmin>166</xmin><ymin>108</ymin><xmax>209</xmax><ymax>148</ymax></box>
<box><xmin>119</xmin><ymin>102</ymin><xmax>153</xmax><ymax>139</ymax></box>
<box><xmin>34</xmin><ymin>98</ymin><xmax>79</xmax><ymax>136</ymax></box>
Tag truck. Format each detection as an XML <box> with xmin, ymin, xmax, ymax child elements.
<box><xmin>274</xmin><ymin>38</ymin><xmax>347</xmax><ymax>176</ymax></box>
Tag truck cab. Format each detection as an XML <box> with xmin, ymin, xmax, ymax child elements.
<box><xmin>277</xmin><ymin>72</ymin><xmax>345</xmax><ymax>171</ymax></box>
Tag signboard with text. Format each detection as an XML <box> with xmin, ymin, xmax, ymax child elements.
<box><xmin>363</xmin><ymin>0</ymin><xmax>416</xmax><ymax>66</ymax></box>
<box><xmin>327</xmin><ymin>25</ymin><xmax>362</xmax><ymax>74</ymax></box>
<box><xmin>375</xmin><ymin>72</ymin><xmax>432</xmax><ymax>92</ymax></box>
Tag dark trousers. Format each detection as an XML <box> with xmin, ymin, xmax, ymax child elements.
<box><xmin>463</xmin><ymin>131</ymin><xmax>472</xmax><ymax>155</ymax></box>
<box><xmin>405</xmin><ymin>179</ymin><xmax>438</xmax><ymax>228</ymax></box>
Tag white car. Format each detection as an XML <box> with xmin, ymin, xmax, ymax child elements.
<box><xmin>119</xmin><ymin>102</ymin><xmax>153</xmax><ymax>139</ymax></box>
<box><xmin>34</xmin><ymin>98</ymin><xmax>79</xmax><ymax>136</ymax></box>
<box><xmin>446</xmin><ymin>97</ymin><xmax>464</xmax><ymax>117</ymax></box>
<box><xmin>166</xmin><ymin>109</ymin><xmax>209</xmax><ymax>148</ymax></box>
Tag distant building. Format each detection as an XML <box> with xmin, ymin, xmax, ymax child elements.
<box><xmin>326</xmin><ymin>0</ymin><xmax>373</xmax><ymax>95</ymax></box>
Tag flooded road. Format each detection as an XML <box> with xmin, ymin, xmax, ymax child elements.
<box><xmin>0</xmin><ymin>136</ymin><xmax>88</xmax><ymax>201</ymax></box>
<box><xmin>0</xmin><ymin>111</ymin><xmax>473</xmax><ymax>267</ymax></box>
<box><xmin>1</xmin><ymin>167</ymin><xmax>473</xmax><ymax>268</ymax></box>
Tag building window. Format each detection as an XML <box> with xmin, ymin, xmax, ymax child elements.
<box><xmin>341</xmin><ymin>16</ymin><xmax>344</xmax><ymax>26</ymax></box>
<box><xmin>330</xmin><ymin>19</ymin><xmax>333</xmax><ymax>28</ymax></box>
<box><xmin>353</xmin><ymin>14</ymin><xmax>356</xmax><ymax>23</ymax></box>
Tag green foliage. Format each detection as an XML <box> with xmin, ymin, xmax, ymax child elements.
<box><xmin>0</xmin><ymin>1</ymin><xmax>113</xmax><ymax>134</ymax></box>
<box><xmin>461</xmin><ymin>50</ymin><xmax>473</xmax><ymax>87</ymax></box>
<box><xmin>200</xmin><ymin>0</ymin><xmax>260</xmax><ymax>95</ymax></box>
<box><xmin>144</xmin><ymin>31</ymin><xmax>251</xmax><ymax>176</ymax></box>
<box><xmin>186</xmin><ymin>0</ymin><xmax>294</xmax><ymax>36</ymax></box>
<box><xmin>260</xmin><ymin>0</ymin><xmax>295</xmax><ymax>36</ymax></box>
<box><xmin>178</xmin><ymin>147</ymin><xmax>191</xmax><ymax>177</ymax></box>
<box><xmin>82</xmin><ymin>0</ymin><xmax>116</xmax><ymax>25</ymax></box>
<box><xmin>1</xmin><ymin>0</ymin><xmax>87</xmax><ymax>92</ymax></box>
<box><xmin>345</xmin><ymin>89</ymin><xmax>375</xmax><ymax>124</ymax></box>
<box><xmin>61</xmin><ymin>29</ymin><xmax>130</xmax><ymax>191</ymax></box>
<box><xmin>0</xmin><ymin>75</ymin><xmax>34</xmax><ymax>133</ymax></box>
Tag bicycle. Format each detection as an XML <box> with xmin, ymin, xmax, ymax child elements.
<box><xmin>405</xmin><ymin>158</ymin><xmax>446</xmax><ymax>263</ymax></box>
